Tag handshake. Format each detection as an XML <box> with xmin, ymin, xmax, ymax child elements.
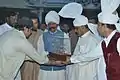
<box><xmin>47</xmin><ymin>53</ymin><xmax>71</xmax><ymax>66</ymax></box>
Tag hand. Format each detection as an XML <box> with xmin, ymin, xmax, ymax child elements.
<box><xmin>48</xmin><ymin>60</ymin><xmax>63</xmax><ymax>66</ymax></box>
<box><xmin>47</xmin><ymin>60</ymin><xmax>56</xmax><ymax>65</ymax></box>
<box><xmin>61</xmin><ymin>56</ymin><xmax>71</xmax><ymax>64</ymax></box>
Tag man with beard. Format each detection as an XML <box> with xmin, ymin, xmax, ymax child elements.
<box><xmin>39</xmin><ymin>11</ymin><xmax>70</xmax><ymax>80</ymax></box>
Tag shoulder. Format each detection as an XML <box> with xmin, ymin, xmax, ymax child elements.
<box><xmin>115</xmin><ymin>32</ymin><xmax>120</xmax><ymax>38</ymax></box>
<box><xmin>87</xmin><ymin>32</ymin><xmax>100</xmax><ymax>43</ymax></box>
<box><xmin>38</xmin><ymin>29</ymin><xmax>43</xmax><ymax>35</ymax></box>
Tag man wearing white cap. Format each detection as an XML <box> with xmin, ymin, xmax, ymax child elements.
<box><xmin>58</xmin><ymin>3</ymin><xmax>84</xmax><ymax>80</ymax></box>
<box><xmin>96</xmin><ymin>0</ymin><xmax>120</xmax><ymax>79</ymax></box>
<box><xmin>97</xmin><ymin>12</ymin><xmax>120</xmax><ymax>80</ymax></box>
<box><xmin>69</xmin><ymin>15</ymin><xmax>100</xmax><ymax>80</ymax></box>
<box><xmin>58</xmin><ymin>2</ymin><xmax>83</xmax><ymax>54</ymax></box>
<box><xmin>39</xmin><ymin>11</ymin><xmax>70</xmax><ymax>80</ymax></box>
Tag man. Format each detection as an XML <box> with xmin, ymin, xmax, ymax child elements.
<box><xmin>0</xmin><ymin>11</ymin><xmax>18</xmax><ymax>36</ymax></box>
<box><xmin>39</xmin><ymin>11</ymin><xmax>70</xmax><ymax>80</ymax></box>
<box><xmin>69</xmin><ymin>15</ymin><xmax>100</xmax><ymax>80</ymax></box>
<box><xmin>58</xmin><ymin>2</ymin><xmax>83</xmax><ymax>54</ymax></box>
<box><xmin>20</xmin><ymin>14</ymin><xmax>43</xmax><ymax>80</ymax></box>
<box><xmin>97</xmin><ymin>12</ymin><xmax>120</xmax><ymax>80</ymax></box>
<box><xmin>40</xmin><ymin>23</ymin><xmax>47</xmax><ymax>31</ymax></box>
<box><xmin>6</xmin><ymin>11</ymin><xmax>19</xmax><ymax>29</ymax></box>
<box><xmin>96</xmin><ymin>0</ymin><xmax>120</xmax><ymax>79</ymax></box>
<box><xmin>0</xmin><ymin>17</ymin><xmax>49</xmax><ymax>80</ymax></box>
<box><xmin>59</xmin><ymin>23</ymin><xmax>71</xmax><ymax>54</ymax></box>
<box><xmin>58</xmin><ymin>3</ymin><xmax>84</xmax><ymax>80</ymax></box>
<box><xmin>0</xmin><ymin>23</ymin><xmax>13</xmax><ymax>36</ymax></box>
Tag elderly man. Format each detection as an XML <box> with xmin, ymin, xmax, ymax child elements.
<box><xmin>0</xmin><ymin>17</ymin><xmax>49</xmax><ymax>80</ymax></box>
<box><xmin>69</xmin><ymin>15</ymin><xmax>100</xmax><ymax>80</ymax></box>
<box><xmin>38</xmin><ymin>11</ymin><xmax>70</xmax><ymax>80</ymax></box>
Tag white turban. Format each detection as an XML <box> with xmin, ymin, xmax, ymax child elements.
<box><xmin>73</xmin><ymin>15</ymin><xmax>88</xmax><ymax>27</ymax></box>
<box><xmin>45</xmin><ymin>11</ymin><xmax>60</xmax><ymax>25</ymax></box>
<box><xmin>73</xmin><ymin>15</ymin><xmax>99</xmax><ymax>35</ymax></box>
<box><xmin>58</xmin><ymin>2</ymin><xmax>83</xmax><ymax>18</ymax></box>
<box><xmin>98</xmin><ymin>12</ymin><xmax>119</xmax><ymax>25</ymax></box>
<box><xmin>101</xmin><ymin>0</ymin><xmax>120</xmax><ymax>13</ymax></box>
<box><xmin>97</xmin><ymin>0</ymin><xmax>120</xmax><ymax>32</ymax></box>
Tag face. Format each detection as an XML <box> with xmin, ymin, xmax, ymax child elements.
<box><xmin>40</xmin><ymin>23</ymin><xmax>47</xmax><ymax>31</ymax></box>
<box><xmin>74</xmin><ymin>26</ymin><xmax>84</xmax><ymax>37</ymax></box>
<box><xmin>48</xmin><ymin>22</ymin><xmax>58</xmax><ymax>32</ymax></box>
<box><xmin>97</xmin><ymin>22</ymin><xmax>105</xmax><ymax>37</ymax></box>
<box><xmin>23</xmin><ymin>27</ymin><xmax>32</xmax><ymax>38</ymax></box>
<box><xmin>7</xmin><ymin>15</ymin><xmax>18</xmax><ymax>26</ymax></box>
<box><xmin>60</xmin><ymin>24</ymin><xmax>70</xmax><ymax>33</ymax></box>
<box><xmin>32</xmin><ymin>19</ymin><xmax>38</xmax><ymax>30</ymax></box>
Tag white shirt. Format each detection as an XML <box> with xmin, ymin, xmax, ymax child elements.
<box><xmin>0</xmin><ymin>23</ymin><xmax>13</xmax><ymax>35</ymax></box>
<box><xmin>70</xmin><ymin>31</ymin><xmax>107</xmax><ymax>80</ymax></box>
<box><xmin>70</xmin><ymin>31</ymin><xmax>101</xmax><ymax>63</ymax></box>
<box><xmin>37</xmin><ymin>34</ymin><xmax>49</xmax><ymax>55</ymax></box>
<box><xmin>104</xmin><ymin>30</ymin><xmax>116</xmax><ymax>47</ymax></box>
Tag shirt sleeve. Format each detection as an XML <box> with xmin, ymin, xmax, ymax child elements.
<box><xmin>37</xmin><ymin>34</ymin><xmax>49</xmax><ymax>55</ymax></box>
<box><xmin>63</xmin><ymin>33</ymin><xmax>71</xmax><ymax>54</ymax></box>
<box><xmin>17</xmin><ymin>37</ymin><xmax>49</xmax><ymax>64</ymax></box>
<box><xmin>117</xmin><ymin>38</ymin><xmax>120</xmax><ymax>55</ymax></box>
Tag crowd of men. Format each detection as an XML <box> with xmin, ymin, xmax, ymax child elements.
<box><xmin>0</xmin><ymin>0</ymin><xmax>120</xmax><ymax>80</ymax></box>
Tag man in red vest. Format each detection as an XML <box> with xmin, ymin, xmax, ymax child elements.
<box><xmin>97</xmin><ymin>12</ymin><xmax>120</xmax><ymax>80</ymax></box>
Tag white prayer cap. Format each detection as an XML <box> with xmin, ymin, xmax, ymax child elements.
<box><xmin>98</xmin><ymin>12</ymin><xmax>120</xmax><ymax>32</ymax></box>
<box><xmin>98</xmin><ymin>12</ymin><xmax>119</xmax><ymax>24</ymax></box>
<box><xmin>73</xmin><ymin>15</ymin><xmax>100</xmax><ymax>36</ymax></box>
<box><xmin>45</xmin><ymin>11</ymin><xmax>60</xmax><ymax>25</ymax></box>
<box><xmin>58</xmin><ymin>2</ymin><xmax>83</xmax><ymax>18</ymax></box>
<box><xmin>73</xmin><ymin>15</ymin><xmax>88</xmax><ymax>27</ymax></box>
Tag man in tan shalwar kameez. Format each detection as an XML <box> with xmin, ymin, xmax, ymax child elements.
<box><xmin>20</xmin><ymin>15</ymin><xmax>43</xmax><ymax>80</ymax></box>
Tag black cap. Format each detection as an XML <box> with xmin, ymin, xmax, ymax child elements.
<box><xmin>18</xmin><ymin>17</ymin><xmax>33</xmax><ymax>29</ymax></box>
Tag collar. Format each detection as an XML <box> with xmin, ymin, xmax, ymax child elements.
<box><xmin>104</xmin><ymin>30</ymin><xmax>117</xmax><ymax>47</ymax></box>
<box><xmin>49</xmin><ymin>30</ymin><xmax>58</xmax><ymax>34</ymax></box>
<box><xmin>81</xmin><ymin>31</ymin><xmax>91</xmax><ymax>38</ymax></box>
<box><xmin>1</xmin><ymin>23</ymin><xmax>13</xmax><ymax>29</ymax></box>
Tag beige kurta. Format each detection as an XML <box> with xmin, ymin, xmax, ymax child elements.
<box><xmin>0</xmin><ymin>29</ymin><xmax>48</xmax><ymax>80</ymax></box>
<box><xmin>20</xmin><ymin>29</ymin><xmax>43</xmax><ymax>80</ymax></box>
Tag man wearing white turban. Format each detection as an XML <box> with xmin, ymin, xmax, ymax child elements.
<box><xmin>58</xmin><ymin>2</ymin><xmax>83</xmax><ymax>18</ymax></box>
<box><xmin>39</xmin><ymin>11</ymin><xmax>70</xmax><ymax>80</ymax></box>
<box><xmin>58</xmin><ymin>3</ymin><xmax>83</xmax><ymax>80</ymax></box>
<box><xmin>67</xmin><ymin>15</ymin><xmax>100</xmax><ymax>80</ymax></box>
<box><xmin>58</xmin><ymin>2</ymin><xmax>83</xmax><ymax>54</ymax></box>
<box><xmin>97</xmin><ymin>12</ymin><xmax>120</xmax><ymax>80</ymax></box>
<box><xmin>95</xmin><ymin>0</ymin><xmax>120</xmax><ymax>79</ymax></box>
